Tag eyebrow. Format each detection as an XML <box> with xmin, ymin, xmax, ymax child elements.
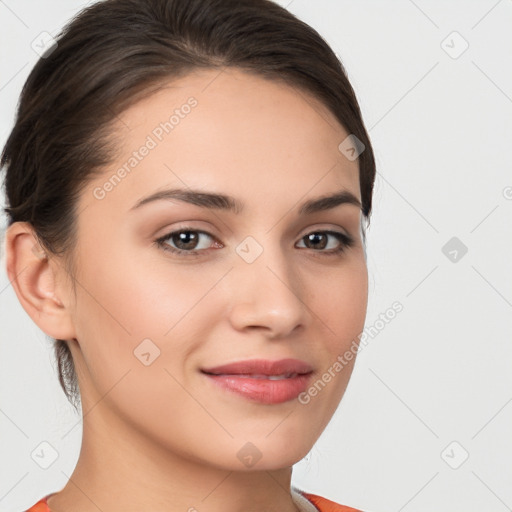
<box><xmin>129</xmin><ymin>187</ymin><xmax>362</xmax><ymax>215</ymax></box>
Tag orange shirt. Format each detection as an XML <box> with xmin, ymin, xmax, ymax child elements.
<box><xmin>301</xmin><ymin>492</ymin><xmax>361</xmax><ymax>512</ymax></box>
<box><xmin>24</xmin><ymin>490</ymin><xmax>361</xmax><ymax>512</ymax></box>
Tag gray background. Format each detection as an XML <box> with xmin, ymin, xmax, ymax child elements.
<box><xmin>1</xmin><ymin>1</ymin><xmax>511</xmax><ymax>511</ymax></box>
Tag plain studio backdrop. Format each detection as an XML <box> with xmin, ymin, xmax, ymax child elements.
<box><xmin>1</xmin><ymin>1</ymin><xmax>511</xmax><ymax>511</ymax></box>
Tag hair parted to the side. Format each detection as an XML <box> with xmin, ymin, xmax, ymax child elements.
<box><xmin>1</xmin><ymin>0</ymin><xmax>376</xmax><ymax>412</ymax></box>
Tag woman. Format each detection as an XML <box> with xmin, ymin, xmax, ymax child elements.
<box><xmin>2</xmin><ymin>0</ymin><xmax>376</xmax><ymax>510</ymax></box>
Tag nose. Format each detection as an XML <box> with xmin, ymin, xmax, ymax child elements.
<box><xmin>227</xmin><ymin>243</ymin><xmax>309</xmax><ymax>339</ymax></box>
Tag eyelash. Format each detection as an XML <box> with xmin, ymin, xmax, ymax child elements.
<box><xmin>154</xmin><ymin>227</ymin><xmax>355</xmax><ymax>258</ymax></box>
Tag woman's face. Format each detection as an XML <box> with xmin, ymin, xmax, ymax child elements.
<box><xmin>66</xmin><ymin>67</ymin><xmax>368</xmax><ymax>470</ymax></box>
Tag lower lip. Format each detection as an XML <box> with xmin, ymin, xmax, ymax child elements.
<box><xmin>202</xmin><ymin>372</ymin><xmax>313</xmax><ymax>404</ymax></box>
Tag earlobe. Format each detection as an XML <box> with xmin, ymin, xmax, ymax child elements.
<box><xmin>4</xmin><ymin>221</ymin><xmax>76</xmax><ymax>340</ymax></box>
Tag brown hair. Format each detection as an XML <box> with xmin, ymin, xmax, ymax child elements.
<box><xmin>1</xmin><ymin>0</ymin><xmax>376</xmax><ymax>412</ymax></box>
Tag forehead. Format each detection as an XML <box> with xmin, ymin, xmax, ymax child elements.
<box><xmin>79</xmin><ymin>67</ymin><xmax>360</xmax><ymax>217</ymax></box>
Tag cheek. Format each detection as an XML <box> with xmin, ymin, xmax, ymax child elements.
<box><xmin>334</xmin><ymin>270</ymin><xmax>368</xmax><ymax>347</ymax></box>
<box><xmin>308</xmin><ymin>257</ymin><xmax>368</xmax><ymax>350</ymax></box>
<box><xmin>77</xmin><ymin>250</ymin><xmax>219</xmax><ymax>339</ymax></box>
<box><xmin>302</xmin><ymin>258</ymin><xmax>368</xmax><ymax>405</ymax></box>
<box><xmin>72</xmin><ymin>255</ymin><xmax>227</xmax><ymax>390</ymax></box>
<box><xmin>71</xmin><ymin>262</ymin><xmax>226</xmax><ymax>444</ymax></box>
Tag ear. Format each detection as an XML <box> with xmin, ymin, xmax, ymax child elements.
<box><xmin>4</xmin><ymin>221</ymin><xmax>77</xmax><ymax>341</ymax></box>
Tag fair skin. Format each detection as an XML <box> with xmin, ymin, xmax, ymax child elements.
<box><xmin>6</xmin><ymin>67</ymin><xmax>368</xmax><ymax>512</ymax></box>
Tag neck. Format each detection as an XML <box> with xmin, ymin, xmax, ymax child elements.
<box><xmin>47</xmin><ymin>400</ymin><xmax>302</xmax><ymax>512</ymax></box>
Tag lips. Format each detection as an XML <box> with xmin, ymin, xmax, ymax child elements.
<box><xmin>201</xmin><ymin>358</ymin><xmax>313</xmax><ymax>377</ymax></box>
<box><xmin>201</xmin><ymin>358</ymin><xmax>314</xmax><ymax>404</ymax></box>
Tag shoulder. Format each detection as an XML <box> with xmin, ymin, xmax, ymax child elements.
<box><xmin>26</xmin><ymin>490</ymin><xmax>363</xmax><ymax>512</ymax></box>
<box><xmin>23</xmin><ymin>495</ymin><xmax>51</xmax><ymax>512</ymax></box>
<box><xmin>298</xmin><ymin>490</ymin><xmax>363</xmax><ymax>512</ymax></box>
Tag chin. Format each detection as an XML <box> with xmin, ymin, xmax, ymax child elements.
<box><xmin>228</xmin><ymin>435</ymin><xmax>314</xmax><ymax>472</ymax></box>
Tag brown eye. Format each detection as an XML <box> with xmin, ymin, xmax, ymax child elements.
<box><xmin>155</xmin><ymin>228</ymin><xmax>219</xmax><ymax>256</ymax></box>
<box><xmin>303</xmin><ymin>232</ymin><xmax>328</xmax><ymax>250</ymax></box>
<box><xmin>169</xmin><ymin>231</ymin><xmax>200</xmax><ymax>250</ymax></box>
<box><xmin>297</xmin><ymin>231</ymin><xmax>354</xmax><ymax>255</ymax></box>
